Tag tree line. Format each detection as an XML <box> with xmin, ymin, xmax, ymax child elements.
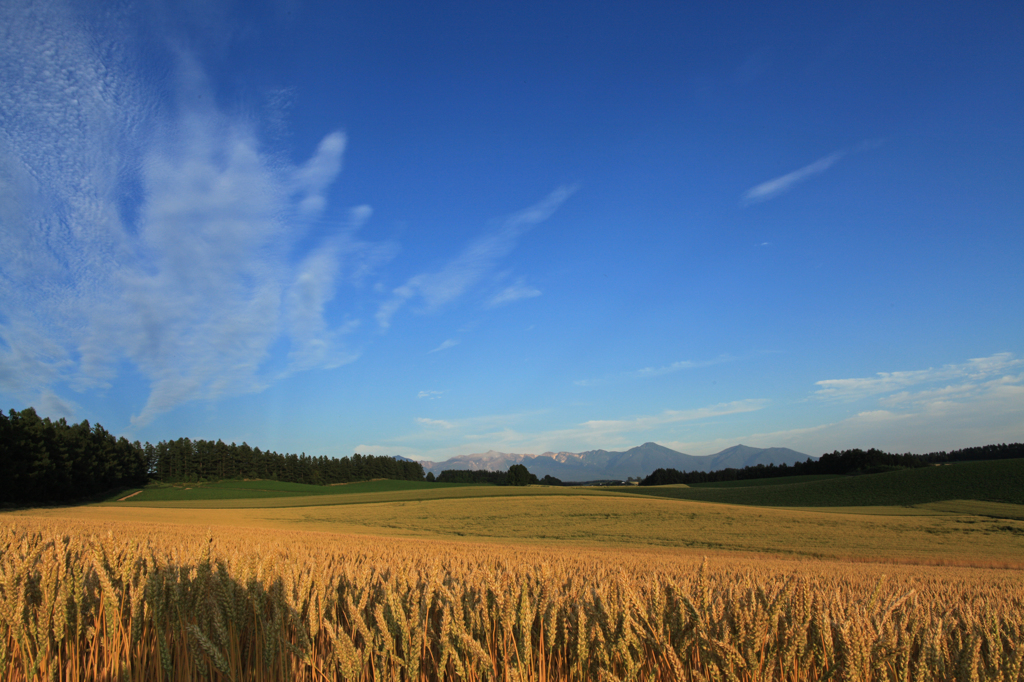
<box><xmin>640</xmin><ymin>443</ymin><xmax>1024</xmax><ymax>486</ymax></box>
<box><xmin>147</xmin><ymin>438</ymin><xmax>423</xmax><ymax>485</ymax></box>
<box><xmin>0</xmin><ymin>408</ymin><xmax>148</xmax><ymax>505</ymax></box>
<box><xmin>1</xmin><ymin>407</ymin><xmax>422</xmax><ymax>505</ymax></box>
<box><xmin>431</xmin><ymin>464</ymin><xmax>559</xmax><ymax>486</ymax></box>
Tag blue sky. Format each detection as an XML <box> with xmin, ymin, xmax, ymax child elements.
<box><xmin>1</xmin><ymin>0</ymin><xmax>1021</xmax><ymax>461</ymax></box>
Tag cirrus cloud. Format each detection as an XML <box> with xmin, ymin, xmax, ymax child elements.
<box><xmin>814</xmin><ymin>353</ymin><xmax>1022</xmax><ymax>402</ymax></box>
<box><xmin>375</xmin><ymin>185</ymin><xmax>576</xmax><ymax>329</ymax></box>
<box><xmin>488</xmin><ymin>280</ymin><xmax>541</xmax><ymax>307</ymax></box>
<box><xmin>0</xmin><ymin>1</ymin><xmax>390</xmax><ymax>426</ymax></box>
<box><xmin>743</xmin><ymin>151</ymin><xmax>844</xmax><ymax>204</ymax></box>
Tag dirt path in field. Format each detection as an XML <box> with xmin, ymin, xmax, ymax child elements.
<box><xmin>117</xmin><ymin>490</ymin><xmax>143</xmax><ymax>502</ymax></box>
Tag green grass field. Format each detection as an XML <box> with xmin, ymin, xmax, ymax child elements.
<box><xmin>108</xmin><ymin>478</ymin><xmax>476</xmax><ymax>502</ymax></box>
<box><xmin>613</xmin><ymin>458</ymin><xmax>1024</xmax><ymax>507</ymax></box>
<box><xmin>687</xmin><ymin>474</ymin><xmax>841</xmax><ymax>488</ymax></box>
<box><xmin>106</xmin><ymin>459</ymin><xmax>1024</xmax><ymax>511</ymax></box>
<box><xmin>917</xmin><ymin>499</ymin><xmax>1024</xmax><ymax>521</ymax></box>
<box><xmin>101</xmin><ymin>481</ymin><xmax>616</xmax><ymax>508</ymax></box>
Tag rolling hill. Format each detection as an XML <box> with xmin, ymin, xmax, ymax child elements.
<box><xmin>613</xmin><ymin>458</ymin><xmax>1024</xmax><ymax>507</ymax></box>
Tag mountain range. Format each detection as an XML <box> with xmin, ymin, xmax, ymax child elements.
<box><xmin>416</xmin><ymin>443</ymin><xmax>812</xmax><ymax>481</ymax></box>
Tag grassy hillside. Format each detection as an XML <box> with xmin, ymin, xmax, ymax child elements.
<box><xmin>688</xmin><ymin>474</ymin><xmax>841</xmax><ymax>488</ymax></box>
<box><xmin>100</xmin><ymin>482</ymin><xmax>621</xmax><ymax>508</ymax></box>
<box><xmin>616</xmin><ymin>459</ymin><xmax>1024</xmax><ymax>507</ymax></box>
<box><xmin>108</xmin><ymin>459</ymin><xmax>1024</xmax><ymax>508</ymax></box>
<box><xmin>107</xmin><ymin>479</ymin><xmax>473</xmax><ymax>502</ymax></box>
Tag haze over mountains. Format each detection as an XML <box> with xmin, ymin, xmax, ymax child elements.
<box><xmin>417</xmin><ymin>443</ymin><xmax>812</xmax><ymax>481</ymax></box>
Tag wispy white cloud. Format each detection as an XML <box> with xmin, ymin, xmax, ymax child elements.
<box><xmin>292</xmin><ymin>132</ymin><xmax>346</xmax><ymax>218</ymax></box>
<box><xmin>38</xmin><ymin>391</ymin><xmax>79</xmax><ymax>421</ymax></box>
<box><xmin>393</xmin><ymin>411</ymin><xmax>533</xmax><ymax>444</ymax></box>
<box><xmin>575</xmin><ymin>355</ymin><xmax>733</xmax><ymax>386</ymax></box>
<box><xmin>416</xmin><ymin>417</ymin><xmax>454</xmax><ymax>429</ymax></box>
<box><xmin>418</xmin><ymin>390</ymin><xmax>444</xmax><ymax>399</ymax></box>
<box><xmin>359</xmin><ymin>399</ymin><xmax>768</xmax><ymax>461</ymax></box>
<box><xmin>434</xmin><ymin>401</ymin><xmax>766</xmax><ymax>449</ymax></box>
<box><xmin>367</xmin><ymin>370</ymin><xmax>1024</xmax><ymax>461</ymax></box>
<box><xmin>369</xmin><ymin>353</ymin><xmax>1024</xmax><ymax>462</ymax></box>
<box><xmin>814</xmin><ymin>353</ymin><xmax>1022</xmax><ymax>401</ymax></box>
<box><xmin>376</xmin><ymin>185</ymin><xmax>576</xmax><ymax>329</ymax></box>
<box><xmin>117</xmin><ymin>98</ymin><xmax>377</xmax><ymax>425</ymax></box>
<box><xmin>572</xmin><ymin>400</ymin><xmax>768</xmax><ymax>439</ymax></box>
<box><xmin>429</xmin><ymin>339</ymin><xmax>459</xmax><ymax>353</ymax></box>
<box><xmin>664</xmin><ymin>379</ymin><xmax>1024</xmax><ymax>458</ymax></box>
<box><xmin>0</xmin><ymin>0</ymin><xmax>142</xmax><ymax>407</ymax></box>
<box><xmin>743</xmin><ymin>151</ymin><xmax>844</xmax><ymax>204</ymax></box>
<box><xmin>878</xmin><ymin>373</ymin><xmax>1024</xmax><ymax>410</ymax></box>
<box><xmin>364</xmin><ymin>355</ymin><xmax>1024</xmax><ymax>462</ymax></box>
<box><xmin>284</xmin><ymin>206</ymin><xmax>387</xmax><ymax>374</ymax></box>
<box><xmin>0</xmin><ymin>3</ymin><xmax>389</xmax><ymax>425</ymax></box>
<box><xmin>656</xmin><ymin>353</ymin><xmax>1024</xmax><ymax>456</ymax></box>
<box><xmin>488</xmin><ymin>280</ymin><xmax>541</xmax><ymax>307</ymax></box>
<box><xmin>629</xmin><ymin>356</ymin><xmax>732</xmax><ymax>379</ymax></box>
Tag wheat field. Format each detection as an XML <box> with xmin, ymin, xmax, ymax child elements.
<box><xmin>2</xmin><ymin>516</ymin><xmax>1022</xmax><ymax>681</ymax></box>
<box><xmin>15</xmin><ymin>494</ymin><xmax>1024</xmax><ymax>566</ymax></box>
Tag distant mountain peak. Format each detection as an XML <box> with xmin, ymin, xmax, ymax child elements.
<box><xmin>419</xmin><ymin>444</ymin><xmax>811</xmax><ymax>480</ymax></box>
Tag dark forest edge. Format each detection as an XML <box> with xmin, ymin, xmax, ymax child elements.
<box><xmin>0</xmin><ymin>408</ymin><xmax>552</xmax><ymax>506</ymax></box>
<box><xmin>0</xmin><ymin>407</ymin><xmax>424</xmax><ymax>506</ymax></box>
<box><xmin>432</xmin><ymin>465</ymin><xmax>562</xmax><ymax>487</ymax></box>
<box><xmin>639</xmin><ymin>443</ymin><xmax>1024</xmax><ymax>486</ymax></box>
<box><xmin>3</xmin><ymin>406</ymin><xmax>1022</xmax><ymax>506</ymax></box>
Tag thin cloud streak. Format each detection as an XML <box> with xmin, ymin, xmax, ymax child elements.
<box><xmin>366</xmin><ymin>354</ymin><xmax>1024</xmax><ymax>462</ymax></box>
<box><xmin>375</xmin><ymin>185</ymin><xmax>576</xmax><ymax>329</ymax></box>
<box><xmin>657</xmin><ymin>353</ymin><xmax>1024</xmax><ymax>456</ymax></box>
<box><xmin>432</xmin><ymin>401</ymin><xmax>768</xmax><ymax>451</ymax></box>
<box><xmin>488</xmin><ymin>280</ymin><xmax>541</xmax><ymax>307</ymax></box>
<box><xmin>664</xmin><ymin>381</ymin><xmax>1024</xmax><ymax>457</ymax></box>
<box><xmin>360</xmin><ymin>399</ymin><xmax>768</xmax><ymax>461</ymax></box>
<box><xmin>629</xmin><ymin>356</ymin><xmax>733</xmax><ymax>379</ymax></box>
<box><xmin>429</xmin><ymin>339</ymin><xmax>460</xmax><ymax>353</ymax></box>
<box><xmin>743</xmin><ymin>151</ymin><xmax>844</xmax><ymax>204</ymax></box>
<box><xmin>575</xmin><ymin>400</ymin><xmax>768</xmax><ymax>437</ymax></box>
<box><xmin>416</xmin><ymin>417</ymin><xmax>454</xmax><ymax>429</ymax></box>
<box><xmin>814</xmin><ymin>353</ymin><xmax>1022</xmax><ymax>401</ymax></box>
<box><xmin>372</xmin><ymin>372</ymin><xmax>1024</xmax><ymax>461</ymax></box>
<box><xmin>292</xmin><ymin>132</ymin><xmax>346</xmax><ymax>218</ymax></box>
<box><xmin>575</xmin><ymin>355</ymin><xmax>733</xmax><ymax>386</ymax></box>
